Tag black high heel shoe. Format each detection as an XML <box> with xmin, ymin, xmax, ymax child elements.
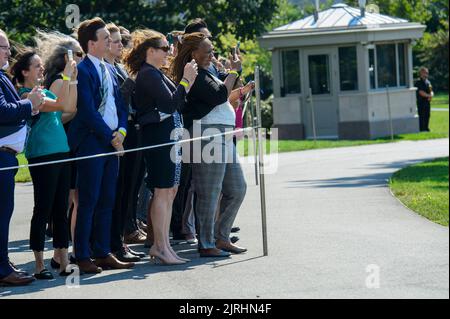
<box><xmin>34</xmin><ymin>269</ymin><xmax>54</xmax><ymax>280</ymax></box>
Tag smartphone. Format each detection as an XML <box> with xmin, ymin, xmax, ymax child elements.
<box><xmin>236</xmin><ymin>41</ymin><xmax>240</xmax><ymax>51</ymax></box>
<box><xmin>67</xmin><ymin>49</ymin><xmax>73</xmax><ymax>61</ymax></box>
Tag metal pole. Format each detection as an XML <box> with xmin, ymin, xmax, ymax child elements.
<box><xmin>309</xmin><ymin>88</ymin><xmax>317</xmax><ymax>142</ymax></box>
<box><xmin>386</xmin><ymin>85</ymin><xmax>394</xmax><ymax>141</ymax></box>
<box><xmin>249</xmin><ymin>97</ymin><xmax>259</xmax><ymax>185</ymax></box>
<box><xmin>255</xmin><ymin>66</ymin><xmax>268</xmax><ymax>256</ymax></box>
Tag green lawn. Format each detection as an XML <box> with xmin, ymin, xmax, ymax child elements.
<box><xmin>16</xmin><ymin>153</ymin><xmax>31</xmax><ymax>183</ymax></box>
<box><xmin>432</xmin><ymin>92</ymin><xmax>449</xmax><ymax>109</ymax></box>
<box><xmin>390</xmin><ymin>157</ymin><xmax>449</xmax><ymax>226</ymax></box>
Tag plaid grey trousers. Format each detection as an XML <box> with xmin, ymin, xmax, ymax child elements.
<box><xmin>191</xmin><ymin>124</ymin><xmax>247</xmax><ymax>249</ymax></box>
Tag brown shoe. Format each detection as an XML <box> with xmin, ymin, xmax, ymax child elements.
<box><xmin>199</xmin><ymin>248</ymin><xmax>231</xmax><ymax>258</ymax></box>
<box><xmin>124</xmin><ymin>230</ymin><xmax>146</xmax><ymax>244</ymax></box>
<box><xmin>77</xmin><ymin>259</ymin><xmax>103</xmax><ymax>274</ymax></box>
<box><xmin>94</xmin><ymin>254</ymin><xmax>135</xmax><ymax>270</ymax></box>
<box><xmin>216</xmin><ymin>240</ymin><xmax>247</xmax><ymax>254</ymax></box>
<box><xmin>0</xmin><ymin>271</ymin><xmax>35</xmax><ymax>287</ymax></box>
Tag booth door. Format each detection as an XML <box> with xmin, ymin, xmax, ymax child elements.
<box><xmin>303</xmin><ymin>48</ymin><xmax>339</xmax><ymax>139</ymax></box>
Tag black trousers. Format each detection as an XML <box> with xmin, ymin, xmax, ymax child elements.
<box><xmin>418</xmin><ymin>104</ymin><xmax>431</xmax><ymax>131</ymax></box>
<box><xmin>111</xmin><ymin>122</ymin><xmax>145</xmax><ymax>253</ymax></box>
<box><xmin>171</xmin><ymin>162</ymin><xmax>193</xmax><ymax>238</ymax></box>
<box><xmin>29</xmin><ymin>153</ymin><xmax>71</xmax><ymax>252</ymax></box>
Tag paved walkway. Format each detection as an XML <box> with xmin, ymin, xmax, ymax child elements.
<box><xmin>1</xmin><ymin>138</ymin><xmax>448</xmax><ymax>298</ymax></box>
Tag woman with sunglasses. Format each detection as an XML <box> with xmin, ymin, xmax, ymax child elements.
<box><xmin>124</xmin><ymin>29</ymin><xmax>198</xmax><ymax>265</ymax></box>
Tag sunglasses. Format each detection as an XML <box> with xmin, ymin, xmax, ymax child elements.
<box><xmin>155</xmin><ymin>46</ymin><xmax>171</xmax><ymax>53</ymax></box>
<box><xmin>74</xmin><ymin>52</ymin><xmax>84</xmax><ymax>58</ymax></box>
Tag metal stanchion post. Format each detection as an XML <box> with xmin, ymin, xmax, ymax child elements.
<box><xmin>249</xmin><ymin>97</ymin><xmax>259</xmax><ymax>185</ymax></box>
<box><xmin>386</xmin><ymin>85</ymin><xmax>394</xmax><ymax>141</ymax></box>
<box><xmin>308</xmin><ymin>88</ymin><xmax>317</xmax><ymax>142</ymax></box>
<box><xmin>255</xmin><ymin>66</ymin><xmax>268</xmax><ymax>256</ymax></box>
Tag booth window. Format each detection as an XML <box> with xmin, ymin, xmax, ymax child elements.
<box><xmin>308</xmin><ymin>54</ymin><xmax>330</xmax><ymax>95</ymax></box>
<box><xmin>369</xmin><ymin>48</ymin><xmax>376</xmax><ymax>89</ymax></box>
<box><xmin>281</xmin><ymin>50</ymin><xmax>301</xmax><ymax>96</ymax></box>
<box><xmin>398</xmin><ymin>43</ymin><xmax>407</xmax><ymax>86</ymax></box>
<box><xmin>339</xmin><ymin>46</ymin><xmax>358</xmax><ymax>91</ymax></box>
<box><xmin>369</xmin><ymin>42</ymin><xmax>408</xmax><ymax>89</ymax></box>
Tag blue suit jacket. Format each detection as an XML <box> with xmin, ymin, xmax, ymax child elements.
<box><xmin>68</xmin><ymin>56</ymin><xmax>128</xmax><ymax>152</ymax></box>
<box><xmin>0</xmin><ymin>70</ymin><xmax>33</xmax><ymax>138</ymax></box>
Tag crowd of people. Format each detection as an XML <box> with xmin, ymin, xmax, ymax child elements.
<box><xmin>0</xmin><ymin>17</ymin><xmax>256</xmax><ymax>287</ymax></box>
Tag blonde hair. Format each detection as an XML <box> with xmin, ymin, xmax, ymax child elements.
<box><xmin>106</xmin><ymin>23</ymin><xmax>120</xmax><ymax>35</ymax></box>
<box><xmin>123</xmin><ymin>29</ymin><xmax>165</xmax><ymax>75</ymax></box>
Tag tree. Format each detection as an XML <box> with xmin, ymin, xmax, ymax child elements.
<box><xmin>0</xmin><ymin>0</ymin><xmax>277</xmax><ymax>45</ymax></box>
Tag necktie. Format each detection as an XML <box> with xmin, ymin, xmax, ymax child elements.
<box><xmin>98</xmin><ymin>62</ymin><xmax>109</xmax><ymax>116</ymax></box>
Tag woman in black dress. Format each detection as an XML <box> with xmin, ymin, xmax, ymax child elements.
<box><xmin>124</xmin><ymin>29</ymin><xmax>197</xmax><ymax>265</ymax></box>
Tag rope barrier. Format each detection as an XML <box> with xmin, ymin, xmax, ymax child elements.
<box><xmin>0</xmin><ymin>126</ymin><xmax>258</xmax><ymax>172</ymax></box>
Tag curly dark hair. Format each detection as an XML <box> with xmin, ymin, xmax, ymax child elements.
<box><xmin>10</xmin><ymin>50</ymin><xmax>37</xmax><ymax>86</ymax></box>
<box><xmin>170</xmin><ymin>32</ymin><xmax>207</xmax><ymax>83</ymax></box>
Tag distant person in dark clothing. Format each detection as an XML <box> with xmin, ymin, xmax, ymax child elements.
<box><xmin>415</xmin><ymin>67</ymin><xmax>434</xmax><ymax>132</ymax></box>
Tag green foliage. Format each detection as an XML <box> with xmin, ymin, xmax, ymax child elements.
<box><xmin>417</xmin><ymin>21</ymin><xmax>449</xmax><ymax>91</ymax></box>
<box><xmin>0</xmin><ymin>0</ymin><xmax>277</xmax><ymax>44</ymax></box>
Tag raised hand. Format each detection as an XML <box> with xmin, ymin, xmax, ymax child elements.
<box><xmin>229</xmin><ymin>53</ymin><xmax>241</xmax><ymax>73</ymax></box>
<box><xmin>63</xmin><ymin>60</ymin><xmax>77</xmax><ymax>79</ymax></box>
<box><xmin>183</xmin><ymin>59</ymin><xmax>198</xmax><ymax>85</ymax></box>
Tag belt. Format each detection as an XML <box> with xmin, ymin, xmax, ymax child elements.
<box><xmin>0</xmin><ymin>146</ymin><xmax>18</xmax><ymax>155</ymax></box>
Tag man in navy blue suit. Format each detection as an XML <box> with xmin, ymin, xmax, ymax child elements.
<box><xmin>68</xmin><ymin>18</ymin><xmax>134</xmax><ymax>273</ymax></box>
<box><xmin>0</xmin><ymin>29</ymin><xmax>43</xmax><ymax>286</ymax></box>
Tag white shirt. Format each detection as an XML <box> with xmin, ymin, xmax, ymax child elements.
<box><xmin>200</xmin><ymin>74</ymin><xmax>236</xmax><ymax>126</ymax></box>
<box><xmin>87</xmin><ymin>54</ymin><xmax>118</xmax><ymax>131</ymax></box>
<box><xmin>0</xmin><ymin>126</ymin><xmax>28</xmax><ymax>153</ymax></box>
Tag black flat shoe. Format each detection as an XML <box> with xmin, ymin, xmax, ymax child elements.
<box><xmin>230</xmin><ymin>236</ymin><xmax>240</xmax><ymax>244</ymax></box>
<box><xmin>50</xmin><ymin>258</ymin><xmax>60</xmax><ymax>269</ymax></box>
<box><xmin>231</xmin><ymin>227</ymin><xmax>241</xmax><ymax>233</ymax></box>
<box><xmin>34</xmin><ymin>269</ymin><xmax>54</xmax><ymax>280</ymax></box>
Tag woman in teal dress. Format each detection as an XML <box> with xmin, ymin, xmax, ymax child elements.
<box><xmin>11</xmin><ymin>50</ymin><xmax>77</xmax><ymax>279</ymax></box>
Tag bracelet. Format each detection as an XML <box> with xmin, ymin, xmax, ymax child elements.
<box><xmin>69</xmin><ymin>81</ymin><xmax>78</xmax><ymax>85</ymax></box>
<box><xmin>118</xmin><ymin>128</ymin><xmax>127</xmax><ymax>138</ymax></box>
<box><xmin>180</xmin><ymin>80</ymin><xmax>189</xmax><ymax>88</ymax></box>
<box><xmin>62</xmin><ymin>74</ymin><xmax>70</xmax><ymax>81</ymax></box>
<box><xmin>182</xmin><ymin>78</ymin><xmax>190</xmax><ymax>84</ymax></box>
<box><xmin>229</xmin><ymin>70</ymin><xmax>239</xmax><ymax>77</ymax></box>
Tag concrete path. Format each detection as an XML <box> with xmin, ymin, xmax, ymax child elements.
<box><xmin>1</xmin><ymin>138</ymin><xmax>448</xmax><ymax>299</ymax></box>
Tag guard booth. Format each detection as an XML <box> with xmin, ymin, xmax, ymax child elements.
<box><xmin>258</xmin><ymin>3</ymin><xmax>426</xmax><ymax>139</ymax></box>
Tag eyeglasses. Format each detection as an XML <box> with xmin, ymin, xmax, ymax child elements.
<box><xmin>74</xmin><ymin>52</ymin><xmax>83</xmax><ymax>58</ymax></box>
<box><xmin>155</xmin><ymin>46</ymin><xmax>170</xmax><ymax>53</ymax></box>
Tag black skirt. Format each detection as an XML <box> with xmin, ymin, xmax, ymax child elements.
<box><xmin>142</xmin><ymin>112</ymin><xmax>182</xmax><ymax>189</ymax></box>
